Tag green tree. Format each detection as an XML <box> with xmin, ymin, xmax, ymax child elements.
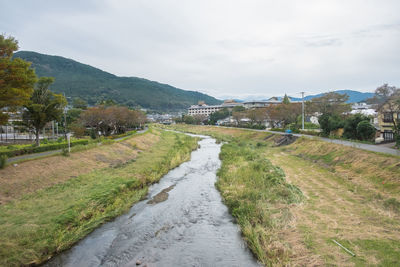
<box><xmin>282</xmin><ymin>94</ymin><xmax>290</xmax><ymax>104</ymax></box>
<box><xmin>208</xmin><ymin>108</ymin><xmax>230</xmax><ymax>125</ymax></box>
<box><xmin>342</xmin><ymin>113</ymin><xmax>370</xmax><ymax>140</ymax></box>
<box><xmin>0</xmin><ymin>34</ymin><xmax>37</xmax><ymax>124</ymax></box>
<box><xmin>183</xmin><ymin>115</ymin><xmax>195</xmax><ymax>124</ymax></box>
<box><xmin>319</xmin><ymin>113</ymin><xmax>344</xmax><ymax>136</ymax></box>
<box><xmin>66</xmin><ymin>108</ymin><xmax>83</xmax><ymax>125</ymax></box>
<box><xmin>22</xmin><ymin>77</ymin><xmax>67</xmax><ymax>145</ymax></box>
<box><xmin>356</xmin><ymin>120</ymin><xmax>375</xmax><ymax>141</ymax></box>
<box><xmin>72</xmin><ymin>97</ymin><xmax>88</xmax><ymax>109</ymax></box>
<box><xmin>232</xmin><ymin>106</ymin><xmax>245</xmax><ymax>112</ymax></box>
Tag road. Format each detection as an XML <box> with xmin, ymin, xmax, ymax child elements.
<box><xmin>7</xmin><ymin>128</ymin><xmax>149</xmax><ymax>164</ymax></box>
<box><xmin>217</xmin><ymin>126</ymin><xmax>400</xmax><ymax>156</ymax></box>
<box><xmin>45</xmin><ymin>134</ymin><xmax>259</xmax><ymax>267</ymax></box>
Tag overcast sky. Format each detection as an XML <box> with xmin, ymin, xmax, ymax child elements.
<box><xmin>1</xmin><ymin>0</ymin><xmax>400</xmax><ymax>99</ymax></box>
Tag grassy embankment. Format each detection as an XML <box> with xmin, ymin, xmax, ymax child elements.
<box><xmin>0</xmin><ymin>128</ymin><xmax>198</xmax><ymax>266</ymax></box>
<box><xmin>162</xmin><ymin>124</ymin><xmax>400</xmax><ymax>266</ymax></box>
<box><xmin>160</xmin><ymin>124</ymin><xmax>304</xmax><ymax>265</ymax></box>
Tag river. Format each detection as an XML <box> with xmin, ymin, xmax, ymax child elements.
<box><xmin>45</xmin><ymin>134</ymin><xmax>259</xmax><ymax>267</ymax></box>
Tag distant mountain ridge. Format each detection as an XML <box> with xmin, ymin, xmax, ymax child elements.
<box><xmin>227</xmin><ymin>90</ymin><xmax>374</xmax><ymax>103</ymax></box>
<box><xmin>14</xmin><ymin>51</ymin><xmax>222</xmax><ymax>112</ymax></box>
<box><xmin>286</xmin><ymin>90</ymin><xmax>374</xmax><ymax>103</ymax></box>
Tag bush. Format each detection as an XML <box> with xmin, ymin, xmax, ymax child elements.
<box><xmin>90</xmin><ymin>129</ymin><xmax>97</xmax><ymax>139</ymax></box>
<box><xmin>343</xmin><ymin>114</ymin><xmax>370</xmax><ymax>140</ymax></box>
<box><xmin>61</xmin><ymin>148</ymin><xmax>70</xmax><ymax>157</ymax></box>
<box><xmin>356</xmin><ymin>120</ymin><xmax>375</xmax><ymax>141</ymax></box>
<box><xmin>0</xmin><ymin>139</ymin><xmax>89</xmax><ymax>158</ymax></box>
<box><xmin>0</xmin><ymin>155</ymin><xmax>7</xmax><ymax>169</ymax></box>
<box><xmin>319</xmin><ymin>114</ymin><xmax>344</xmax><ymax>136</ymax></box>
<box><xmin>270</xmin><ymin>128</ymin><xmax>285</xmax><ymax>132</ymax></box>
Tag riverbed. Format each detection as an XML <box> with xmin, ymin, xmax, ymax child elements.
<box><xmin>45</xmin><ymin>134</ymin><xmax>259</xmax><ymax>267</ymax></box>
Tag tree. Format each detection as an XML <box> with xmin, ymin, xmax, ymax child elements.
<box><xmin>208</xmin><ymin>108</ymin><xmax>230</xmax><ymax>125</ymax></box>
<box><xmin>356</xmin><ymin>120</ymin><xmax>375</xmax><ymax>141</ymax></box>
<box><xmin>66</xmin><ymin>108</ymin><xmax>82</xmax><ymax>125</ymax></box>
<box><xmin>307</xmin><ymin>92</ymin><xmax>350</xmax><ymax>116</ymax></box>
<box><xmin>232</xmin><ymin>106</ymin><xmax>245</xmax><ymax>112</ymax></box>
<box><xmin>264</xmin><ymin>103</ymin><xmax>301</xmax><ymax>128</ymax></box>
<box><xmin>79</xmin><ymin>105</ymin><xmax>147</xmax><ymax>137</ymax></box>
<box><xmin>22</xmin><ymin>77</ymin><xmax>67</xmax><ymax>145</ymax></box>
<box><xmin>183</xmin><ymin>115</ymin><xmax>195</xmax><ymax>124</ymax></box>
<box><xmin>72</xmin><ymin>97</ymin><xmax>88</xmax><ymax>109</ymax></box>
<box><xmin>282</xmin><ymin>94</ymin><xmax>290</xmax><ymax>104</ymax></box>
<box><xmin>342</xmin><ymin>114</ymin><xmax>370</xmax><ymax>140</ymax></box>
<box><xmin>0</xmin><ymin>34</ymin><xmax>37</xmax><ymax>124</ymax></box>
<box><xmin>232</xmin><ymin>111</ymin><xmax>246</xmax><ymax>125</ymax></box>
<box><xmin>367</xmin><ymin>84</ymin><xmax>400</xmax><ymax>105</ymax></box>
<box><xmin>247</xmin><ymin>108</ymin><xmax>267</xmax><ymax>125</ymax></box>
<box><xmin>319</xmin><ymin>113</ymin><xmax>344</xmax><ymax>136</ymax></box>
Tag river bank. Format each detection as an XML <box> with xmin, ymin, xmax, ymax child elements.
<box><xmin>45</xmin><ymin>134</ymin><xmax>260</xmax><ymax>267</ymax></box>
<box><xmin>162</xmin><ymin>124</ymin><xmax>400</xmax><ymax>266</ymax></box>
<box><xmin>0</xmin><ymin>129</ymin><xmax>198</xmax><ymax>266</ymax></box>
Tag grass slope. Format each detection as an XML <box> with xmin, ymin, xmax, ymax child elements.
<box><xmin>14</xmin><ymin>51</ymin><xmax>222</xmax><ymax>112</ymax></box>
<box><xmin>162</xmin><ymin>124</ymin><xmax>400</xmax><ymax>266</ymax></box>
<box><xmin>0</xmin><ymin>129</ymin><xmax>198</xmax><ymax>266</ymax></box>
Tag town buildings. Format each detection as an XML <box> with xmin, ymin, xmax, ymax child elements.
<box><xmin>377</xmin><ymin>100</ymin><xmax>399</xmax><ymax>142</ymax></box>
<box><xmin>188</xmin><ymin>98</ymin><xmax>284</xmax><ymax>117</ymax></box>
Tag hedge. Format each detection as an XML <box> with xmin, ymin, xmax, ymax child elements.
<box><xmin>0</xmin><ymin>140</ymin><xmax>89</xmax><ymax>158</ymax></box>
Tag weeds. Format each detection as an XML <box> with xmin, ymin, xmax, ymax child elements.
<box><xmin>61</xmin><ymin>147</ymin><xmax>70</xmax><ymax>157</ymax></box>
<box><xmin>217</xmin><ymin>140</ymin><xmax>303</xmax><ymax>265</ymax></box>
<box><xmin>0</xmin><ymin>155</ymin><xmax>7</xmax><ymax>169</ymax></box>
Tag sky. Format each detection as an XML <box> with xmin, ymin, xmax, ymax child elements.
<box><xmin>1</xmin><ymin>0</ymin><xmax>400</xmax><ymax>100</ymax></box>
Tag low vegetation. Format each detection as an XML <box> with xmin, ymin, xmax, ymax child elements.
<box><xmin>162</xmin><ymin>124</ymin><xmax>400</xmax><ymax>266</ymax></box>
<box><xmin>0</xmin><ymin>129</ymin><xmax>198</xmax><ymax>266</ymax></box>
<box><xmin>217</xmin><ymin>139</ymin><xmax>303</xmax><ymax>265</ymax></box>
<box><xmin>0</xmin><ymin>138</ymin><xmax>89</xmax><ymax>157</ymax></box>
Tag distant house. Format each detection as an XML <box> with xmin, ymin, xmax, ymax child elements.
<box><xmin>377</xmin><ymin>100</ymin><xmax>399</xmax><ymax>142</ymax></box>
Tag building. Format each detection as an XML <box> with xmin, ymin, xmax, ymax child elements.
<box><xmin>377</xmin><ymin>100</ymin><xmax>399</xmax><ymax>142</ymax></box>
<box><xmin>188</xmin><ymin>100</ymin><xmax>241</xmax><ymax>117</ymax></box>
<box><xmin>188</xmin><ymin>97</ymin><xmax>287</xmax><ymax>117</ymax></box>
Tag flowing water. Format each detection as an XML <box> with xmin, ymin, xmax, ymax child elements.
<box><xmin>45</xmin><ymin>135</ymin><xmax>259</xmax><ymax>267</ymax></box>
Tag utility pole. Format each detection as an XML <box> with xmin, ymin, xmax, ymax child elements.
<box><xmin>63</xmin><ymin>93</ymin><xmax>67</xmax><ymax>141</ymax></box>
<box><xmin>301</xmin><ymin>91</ymin><xmax>305</xmax><ymax>130</ymax></box>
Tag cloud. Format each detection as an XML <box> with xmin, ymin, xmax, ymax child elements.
<box><xmin>1</xmin><ymin>0</ymin><xmax>400</xmax><ymax>99</ymax></box>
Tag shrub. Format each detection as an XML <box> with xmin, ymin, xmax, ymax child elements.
<box><xmin>61</xmin><ymin>148</ymin><xmax>70</xmax><ymax>157</ymax></box>
<box><xmin>343</xmin><ymin>114</ymin><xmax>370</xmax><ymax>140</ymax></box>
<box><xmin>270</xmin><ymin>128</ymin><xmax>285</xmax><ymax>132</ymax></box>
<box><xmin>0</xmin><ymin>139</ymin><xmax>89</xmax><ymax>158</ymax></box>
<box><xmin>0</xmin><ymin>155</ymin><xmax>7</xmax><ymax>169</ymax></box>
<box><xmin>356</xmin><ymin>120</ymin><xmax>375</xmax><ymax>141</ymax></box>
<box><xmin>90</xmin><ymin>129</ymin><xmax>97</xmax><ymax>139</ymax></box>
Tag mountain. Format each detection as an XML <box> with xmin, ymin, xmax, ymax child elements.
<box><xmin>287</xmin><ymin>90</ymin><xmax>374</xmax><ymax>103</ymax></box>
<box><xmin>14</xmin><ymin>51</ymin><xmax>222</xmax><ymax>112</ymax></box>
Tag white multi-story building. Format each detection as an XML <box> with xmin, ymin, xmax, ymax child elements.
<box><xmin>188</xmin><ymin>98</ymin><xmax>289</xmax><ymax>117</ymax></box>
<box><xmin>188</xmin><ymin>100</ymin><xmax>241</xmax><ymax>116</ymax></box>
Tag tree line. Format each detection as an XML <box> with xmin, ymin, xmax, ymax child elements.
<box><xmin>178</xmin><ymin>90</ymin><xmax>392</xmax><ymax>142</ymax></box>
<box><xmin>0</xmin><ymin>34</ymin><xmax>146</xmax><ymax>146</ymax></box>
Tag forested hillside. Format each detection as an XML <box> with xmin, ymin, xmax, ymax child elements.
<box><xmin>14</xmin><ymin>51</ymin><xmax>221</xmax><ymax>112</ymax></box>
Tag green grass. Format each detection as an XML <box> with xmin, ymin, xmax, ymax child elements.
<box><xmin>331</xmin><ymin>239</ymin><xmax>400</xmax><ymax>266</ymax></box>
<box><xmin>216</xmin><ymin>139</ymin><xmax>303</xmax><ymax>266</ymax></box>
<box><xmin>0</xmin><ymin>130</ymin><xmax>198</xmax><ymax>266</ymax></box>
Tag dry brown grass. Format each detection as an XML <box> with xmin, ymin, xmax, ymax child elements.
<box><xmin>0</xmin><ymin>132</ymin><xmax>159</xmax><ymax>204</ymax></box>
<box><xmin>265</xmin><ymin>146</ymin><xmax>400</xmax><ymax>266</ymax></box>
